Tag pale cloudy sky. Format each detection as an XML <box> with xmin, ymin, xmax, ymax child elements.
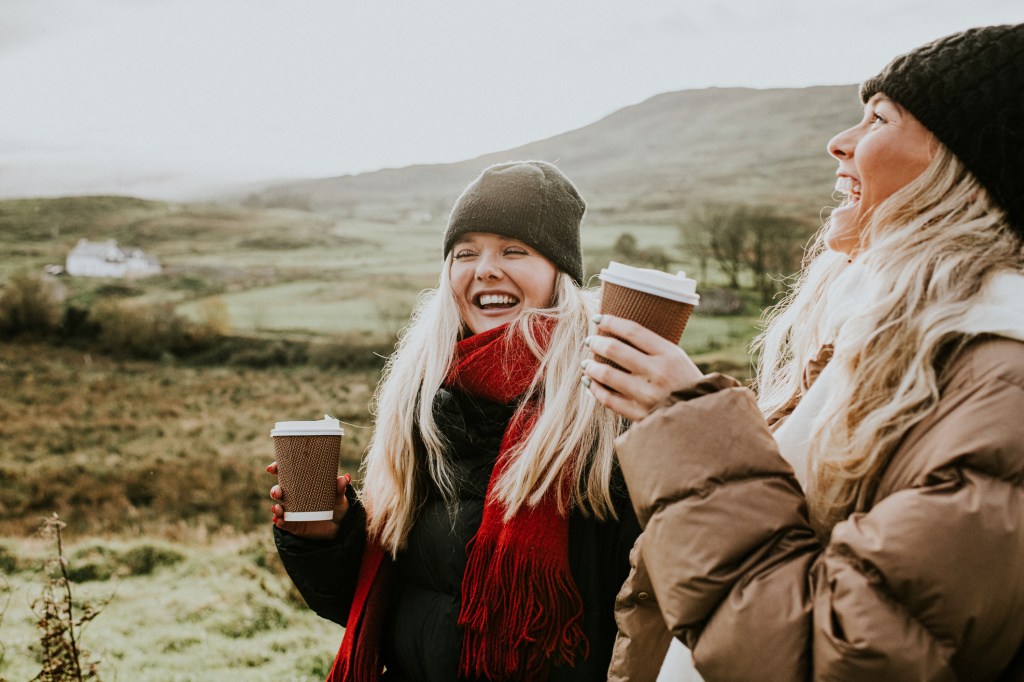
<box><xmin>1</xmin><ymin>0</ymin><xmax>1021</xmax><ymax>200</ymax></box>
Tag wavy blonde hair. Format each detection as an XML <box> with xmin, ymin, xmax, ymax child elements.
<box><xmin>360</xmin><ymin>264</ymin><xmax>624</xmax><ymax>556</ymax></box>
<box><xmin>754</xmin><ymin>144</ymin><xmax>1024</xmax><ymax>535</ymax></box>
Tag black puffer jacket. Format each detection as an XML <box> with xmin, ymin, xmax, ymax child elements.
<box><xmin>275</xmin><ymin>387</ymin><xmax>640</xmax><ymax>682</ymax></box>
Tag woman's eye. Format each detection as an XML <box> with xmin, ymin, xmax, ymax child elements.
<box><xmin>504</xmin><ymin>248</ymin><xmax>528</xmax><ymax>256</ymax></box>
<box><xmin>453</xmin><ymin>250</ymin><xmax>475</xmax><ymax>259</ymax></box>
<box><xmin>869</xmin><ymin>112</ymin><xmax>887</xmax><ymax>126</ymax></box>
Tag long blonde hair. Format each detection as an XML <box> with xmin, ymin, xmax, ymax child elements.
<box><xmin>754</xmin><ymin>145</ymin><xmax>1024</xmax><ymax>535</ymax></box>
<box><xmin>360</xmin><ymin>264</ymin><xmax>624</xmax><ymax>556</ymax></box>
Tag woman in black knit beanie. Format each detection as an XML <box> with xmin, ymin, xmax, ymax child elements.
<box><xmin>589</xmin><ymin>24</ymin><xmax>1024</xmax><ymax>681</ymax></box>
<box><xmin>269</xmin><ymin>161</ymin><xmax>640</xmax><ymax>682</ymax></box>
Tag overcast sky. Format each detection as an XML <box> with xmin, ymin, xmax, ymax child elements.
<box><xmin>1</xmin><ymin>0</ymin><xmax>1021</xmax><ymax>200</ymax></box>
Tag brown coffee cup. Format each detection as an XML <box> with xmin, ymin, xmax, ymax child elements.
<box><xmin>271</xmin><ymin>416</ymin><xmax>345</xmax><ymax>521</ymax></box>
<box><xmin>597</xmin><ymin>262</ymin><xmax>700</xmax><ymax>369</ymax></box>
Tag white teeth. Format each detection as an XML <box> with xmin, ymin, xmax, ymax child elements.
<box><xmin>835</xmin><ymin>176</ymin><xmax>862</xmax><ymax>197</ymax></box>
<box><xmin>479</xmin><ymin>294</ymin><xmax>519</xmax><ymax>307</ymax></box>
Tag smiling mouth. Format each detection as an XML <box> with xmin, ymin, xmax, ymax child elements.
<box><xmin>476</xmin><ymin>293</ymin><xmax>520</xmax><ymax>310</ymax></box>
<box><xmin>835</xmin><ymin>176</ymin><xmax>862</xmax><ymax>202</ymax></box>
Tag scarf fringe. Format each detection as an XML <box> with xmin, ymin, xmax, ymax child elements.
<box><xmin>458</xmin><ymin>528</ymin><xmax>588</xmax><ymax>681</ymax></box>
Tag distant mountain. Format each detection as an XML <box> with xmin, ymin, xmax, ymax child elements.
<box><xmin>248</xmin><ymin>85</ymin><xmax>860</xmax><ymax>220</ymax></box>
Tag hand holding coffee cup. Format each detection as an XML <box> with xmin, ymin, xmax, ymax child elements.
<box><xmin>596</xmin><ymin>262</ymin><xmax>700</xmax><ymax>368</ymax></box>
<box><xmin>268</xmin><ymin>416</ymin><xmax>349</xmax><ymax>539</ymax></box>
<box><xmin>269</xmin><ymin>466</ymin><xmax>352</xmax><ymax>540</ymax></box>
<box><xmin>582</xmin><ymin>262</ymin><xmax>704</xmax><ymax>421</ymax></box>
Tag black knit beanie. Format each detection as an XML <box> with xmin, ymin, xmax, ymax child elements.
<box><xmin>443</xmin><ymin>161</ymin><xmax>585</xmax><ymax>284</ymax></box>
<box><xmin>860</xmin><ymin>23</ymin><xmax>1024</xmax><ymax>236</ymax></box>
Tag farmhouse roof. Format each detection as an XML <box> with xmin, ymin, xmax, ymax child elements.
<box><xmin>69</xmin><ymin>239</ymin><xmax>158</xmax><ymax>264</ymax></box>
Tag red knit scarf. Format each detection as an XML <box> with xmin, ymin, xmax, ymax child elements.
<box><xmin>328</xmin><ymin>321</ymin><xmax>587</xmax><ymax>682</ymax></box>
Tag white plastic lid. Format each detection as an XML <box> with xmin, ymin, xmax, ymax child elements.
<box><xmin>598</xmin><ymin>261</ymin><xmax>700</xmax><ymax>305</ymax></box>
<box><xmin>270</xmin><ymin>415</ymin><xmax>345</xmax><ymax>437</ymax></box>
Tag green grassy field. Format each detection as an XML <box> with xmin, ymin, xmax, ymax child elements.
<box><xmin>1</xmin><ymin>533</ymin><xmax>339</xmax><ymax>681</ymax></box>
<box><xmin>0</xmin><ymin>195</ymin><xmax>758</xmax><ymax>353</ymax></box>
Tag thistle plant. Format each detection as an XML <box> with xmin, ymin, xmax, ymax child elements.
<box><xmin>31</xmin><ymin>514</ymin><xmax>105</xmax><ymax>682</ymax></box>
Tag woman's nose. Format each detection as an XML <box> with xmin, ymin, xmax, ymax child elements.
<box><xmin>827</xmin><ymin>125</ymin><xmax>857</xmax><ymax>160</ymax></box>
<box><xmin>475</xmin><ymin>254</ymin><xmax>503</xmax><ymax>280</ymax></box>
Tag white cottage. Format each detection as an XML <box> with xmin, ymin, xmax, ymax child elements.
<box><xmin>66</xmin><ymin>239</ymin><xmax>162</xmax><ymax>279</ymax></box>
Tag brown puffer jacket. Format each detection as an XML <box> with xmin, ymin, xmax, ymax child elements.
<box><xmin>608</xmin><ymin>337</ymin><xmax>1024</xmax><ymax>681</ymax></box>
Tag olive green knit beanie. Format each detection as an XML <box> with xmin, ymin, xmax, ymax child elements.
<box><xmin>443</xmin><ymin>161</ymin><xmax>585</xmax><ymax>284</ymax></box>
<box><xmin>860</xmin><ymin>23</ymin><xmax>1024</xmax><ymax>236</ymax></box>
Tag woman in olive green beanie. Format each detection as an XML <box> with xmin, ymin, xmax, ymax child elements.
<box><xmin>272</xmin><ymin>160</ymin><xmax>641</xmax><ymax>682</ymax></box>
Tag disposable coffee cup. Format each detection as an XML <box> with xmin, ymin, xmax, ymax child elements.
<box><xmin>597</xmin><ymin>262</ymin><xmax>699</xmax><ymax>368</ymax></box>
<box><xmin>271</xmin><ymin>415</ymin><xmax>345</xmax><ymax>521</ymax></box>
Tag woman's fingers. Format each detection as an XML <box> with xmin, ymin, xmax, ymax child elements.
<box><xmin>269</xmin><ymin>474</ymin><xmax>352</xmax><ymax>539</ymax></box>
<box><xmin>583</xmin><ymin>358</ymin><xmax>665</xmax><ymax>418</ymax></box>
<box><xmin>584</xmin><ymin>334</ymin><xmax>650</xmax><ymax>375</ymax></box>
<box><xmin>583</xmin><ymin>314</ymin><xmax>705</xmax><ymax>420</ymax></box>
<box><xmin>593</xmin><ymin>315</ymin><xmax>679</xmax><ymax>356</ymax></box>
<box><xmin>583</xmin><ymin>373</ymin><xmax>650</xmax><ymax>422</ymax></box>
<box><xmin>266</xmin><ymin>461</ymin><xmax>278</xmax><ymax>475</ymax></box>
<box><xmin>334</xmin><ymin>474</ymin><xmax>352</xmax><ymax>519</ymax></box>
<box><xmin>582</xmin><ymin>357</ymin><xmax>642</xmax><ymax>399</ymax></box>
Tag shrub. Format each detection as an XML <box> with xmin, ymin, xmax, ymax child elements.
<box><xmin>66</xmin><ymin>544</ymin><xmax>120</xmax><ymax>583</ymax></box>
<box><xmin>226</xmin><ymin>341</ymin><xmax>302</xmax><ymax>368</ymax></box>
<box><xmin>90</xmin><ymin>300</ymin><xmax>184</xmax><ymax>359</ymax></box>
<box><xmin>64</xmin><ymin>543</ymin><xmax>184</xmax><ymax>582</ymax></box>
<box><xmin>159</xmin><ymin>636</ymin><xmax>201</xmax><ymax>654</ymax></box>
<box><xmin>119</xmin><ymin>544</ymin><xmax>184</xmax><ymax>576</ymax></box>
<box><xmin>0</xmin><ymin>270</ymin><xmax>65</xmax><ymax>338</ymax></box>
<box><xmin>0</xmin><ymin>544</ymin><xmax>19</xmax><ymax>573</ymax></box>
<box><xmin>308</xmin><ymin>335</ymin><xmax>394</xmax><ymax>371</ymax></box>
<box><xmin>88</xmin><ymin>300</ymin><xmax>220</xmax><ymax>359</ymax></box>
<box><xmin>57</xmin><ymin>304</ymin><xmax>99</xmax><ymax>341</ymax></box>
<box><xmin>212</xmin><ymin>600</ymin><xmax>288</xmax><ymax>638</ymax></box>
<box><xmin>298</xmin><ymin>654</ymin><xmax>334</xmax><ymax>679</ymax></box>
<box><xmin>196</xmin><ymin>296</ymin><xmax>230</xmax><ymax>336</ymax></box>
<box><xmin>93</xmin><ymin>283</ymin><xmax>143</xmax><ymax>298</ymax></box>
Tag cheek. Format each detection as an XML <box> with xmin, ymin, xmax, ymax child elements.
<box><xmin>448</xmin><ymin>268</ymin><xmax>471</xmax><ymax>305</ymax></box>
<box><xmin>526</xmin><ymin>269</ymin><xmax>557</xmax><ymax>306</ymax></box>
<box><xmin>860</xmin><ymin>137</ymin><xmax>932</xmax><ymax>203</ymax></box>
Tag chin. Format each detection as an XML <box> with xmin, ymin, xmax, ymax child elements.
<box><xmin>466</xmin><ymin>317</ymin><xmax>510</xmax><ymax>335</ymax></box>
<box><xmin>825</xmin><ymin>211</ymin><xmax>864</xmax><ymax>255</ymax></box>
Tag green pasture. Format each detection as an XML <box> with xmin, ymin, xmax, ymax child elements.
<box><xmin>0</xmin><ymin>195</ymin><xmax>766</xmax><ymax>376</ymax></box>
<box><xmin>0</xmin><ymin>534</ymin><xmax>339</xmax><ymax>682</ymax></box>
<box><xmin>176</xmin><ymin>279</ymin><xmax>426</xmax><ymax>334</ymax></box>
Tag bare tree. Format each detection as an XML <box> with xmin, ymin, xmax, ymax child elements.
<box><xmin>681</xmin><ymin>203</ymin><xmax>811</xmax><ymax>303</ymax></box>
<box><xmin>681</xmin><ymin>203</ymin><xmax>746</xmax><ymax>288</ymax></box>
<box><xmin>743</xmin><ymin>207</ymin><xmax>809</xmax><ymax>305</ymax></box>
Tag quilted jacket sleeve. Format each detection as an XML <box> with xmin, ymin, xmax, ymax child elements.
<box><xmin>273</xmin><ymin>486</ymin><xmax>367</xmax><ymax>625</ymax></box>
<box><xmin>616</xmin><ymin>351</ymin><xmax>1024</xmax><ymax>682</ymax></box>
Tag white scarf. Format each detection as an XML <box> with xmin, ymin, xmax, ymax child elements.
<box><xmin>773</xmin><ymin>267</ymin><xmax>1024</xmax><ymax>488</ymax></box>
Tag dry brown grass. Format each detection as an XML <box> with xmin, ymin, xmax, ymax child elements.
<box><xmin>1</xmin><ymin>341</ymin><xmax>375</xmax><ymax>538</ymax></box>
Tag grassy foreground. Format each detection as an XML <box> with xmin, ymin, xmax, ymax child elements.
<box><xmin>0</xmin><ymin>532</ymin><xmax>339</xmax><ymax>681</ymax></box>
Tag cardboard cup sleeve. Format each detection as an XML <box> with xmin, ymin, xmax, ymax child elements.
<box><xmin>273</xmin><ymin>434</ymin><xmax>341</xmax><ymax>521</ymax></box>
<box><xmin>597</xmin><ymin>281</ymin><xmax>695</xmax><ymax>370</ymax></box>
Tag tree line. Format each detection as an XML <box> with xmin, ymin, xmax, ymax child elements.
<box><xmin>612</xmin><ymin>203</ymin><xmax>816</xmax><ymax>307</ymax></box>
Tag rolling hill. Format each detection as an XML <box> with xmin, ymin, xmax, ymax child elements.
<box><xmin>248</xmin><ymin>85</ymin><xmax>860</xmax><ymax>221</ymax></box>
